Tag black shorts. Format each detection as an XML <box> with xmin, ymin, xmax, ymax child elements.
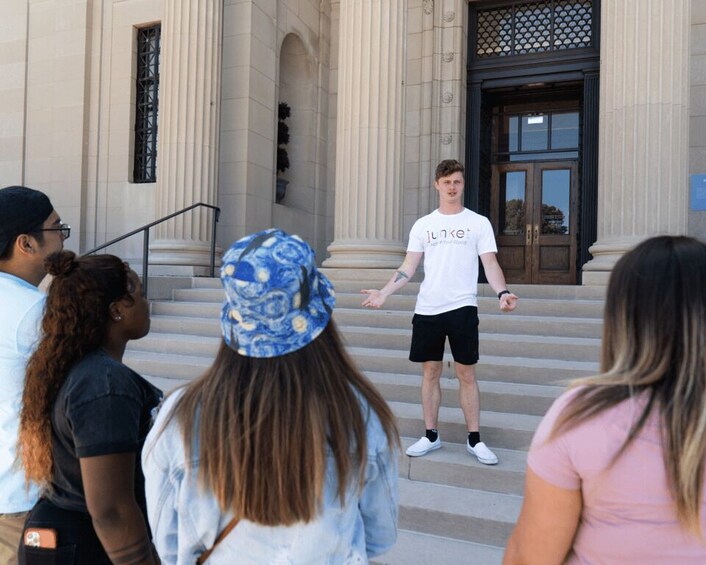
<box><xmin>409</xmin><ymin>305</ymin><xmax>479</xmax><ymax>365</ymax></box>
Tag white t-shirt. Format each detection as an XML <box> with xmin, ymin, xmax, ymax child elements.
<box><xmin>0</xmin><ymin>272</ymin><xmax>43</xmax><ymax>512</ymax></box>
<box><xmin>407</xmin><ymin>208</ymin><xmax>497</xmax><ymax>315</ymax></box>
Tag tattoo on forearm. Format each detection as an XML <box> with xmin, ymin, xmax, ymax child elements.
<box><xmin>106</xmin><ymin>537</ymin><xmax>155</xmax><ymax>564</ymax></box>
<box><xmin>394</xmin><ymin>270</ymin><xmax>409</xmax><ymax>283</ymax></box>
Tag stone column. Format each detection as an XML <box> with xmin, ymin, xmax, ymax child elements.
<box><xmin>149</xmin><ymin>0</ymin><xmax>222</xmax><ymax>269</ymax></box>
<box><xmin>323</xmin><ymin>0</ymin><xmax>407</xmax><ymax>268</ymax></box>
<box><xmin>582</xmin><ymin>0</ymin><xmax>690</xmax><ymax>284</ymax></box>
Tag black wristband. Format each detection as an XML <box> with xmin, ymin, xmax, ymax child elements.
<box><xmin>497</xmin><ymin>290</ymin><xmax>511</xmax><ymax>300</ymax></box>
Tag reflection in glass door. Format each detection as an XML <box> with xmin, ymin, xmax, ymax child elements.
<box><xmin>492</xmin><ymin>162</ymin><xmax>577</xmax><ymax>284</ymax></box>
<box><xmin>500</xmin><ymin>171</ymin><xmax>526</xmax><ymax>236</ymax></box>
<box><xmin>494</xmin><ymin>165</ymin><xmax>532</xmax><ymax>283</ymax></box>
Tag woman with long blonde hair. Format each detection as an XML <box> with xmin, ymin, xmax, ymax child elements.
<box><xmin>143</xmin><ymin>229</ymin><xmax>400</xmax><ymax>564</ymax></box>
<box><xmin>504</xmin><ymin>236</ymin><xmax>706</xmax><ymax>564</ymax></box>
<box><xmin>18</xmin><ymin>251</ymin><xmax>161</xmax><ymax>564</ymax></box>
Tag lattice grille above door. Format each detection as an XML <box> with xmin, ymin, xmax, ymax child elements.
<box><xmin>475</xmin><ymin>1</ymin><xmax>593</xmax><ymax>59</ymax></box>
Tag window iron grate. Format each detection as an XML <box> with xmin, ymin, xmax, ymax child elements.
<box><xmin>476</xmin><ymin>0</ymin><xmax>592</xmax><ymax>59</ymax></box>
<box><xmin>133</xmin><ymin>25</ymin><xmax>161</xmax><ymax>184</ymax></box>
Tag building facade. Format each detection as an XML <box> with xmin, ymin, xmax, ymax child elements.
<box><xmin>1</xmin><ymin>0</ymin><xmax>704</xmax><ymax>284</ymax></box>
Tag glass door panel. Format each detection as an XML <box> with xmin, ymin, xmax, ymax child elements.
<box><xmin>540</xmin><ymin>169</ymin><xmax>571</xmax><ymax>235</ymax></box>
<box><xmin>500</xmin><ymin>171</ymin><xmax>526</xmax><ymax>235</ymax></box>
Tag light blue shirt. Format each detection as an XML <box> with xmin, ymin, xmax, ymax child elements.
<box><xmin>0</xmin><ymin>272</ymin><xmax>43</xmax><ymax>513</ymax></box>
<box><xmin>143</xmin><ymin>389</ymin><xmax>398</xmax><ymax>564</ymax></box>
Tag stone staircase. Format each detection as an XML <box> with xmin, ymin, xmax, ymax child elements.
<box><xmin>125</xmin><ymin>270</ymin><xmax>605</xmax><ymax>565</ymax></box>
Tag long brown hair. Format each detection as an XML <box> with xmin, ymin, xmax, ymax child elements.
<box><xmin>165</xmin><ymin>321</ymin><xmax>399</xmax><ymax>526</ymax></box>
<box><xmin>19</xmin><ymin>251</ymin><xmax>133</xmax><ymax>487</ymax></box>
<box><xmin>551</xmin><ymin>236</ymin><xmax>706</xmax><ymax>535</ymax></box>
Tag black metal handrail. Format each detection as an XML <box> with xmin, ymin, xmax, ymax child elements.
<box><xmin>84</xmin><ymin>202</ymin><xmax>221</xmax><ymax>298</ymax></box>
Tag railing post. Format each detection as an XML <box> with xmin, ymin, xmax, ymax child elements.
<box><xmin>210</xmin><ymin>207</ymin><xmax>219</xmax><ymax>278</ymax></box>
<box><xmin>143</xmin><ymin>228</ymin><xmax>150</xmax><ymax>298</ymax></box>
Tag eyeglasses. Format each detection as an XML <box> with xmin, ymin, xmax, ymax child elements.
<box><xmin>32</xmin><ymin>223</ymin><xmax>71</xmax><ymax>240</ymax></box>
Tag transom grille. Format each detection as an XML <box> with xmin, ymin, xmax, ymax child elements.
<box><xmin>476</xmin><ymin>1</ymin><xmax>593</xmax><ymax>59</ymax></box>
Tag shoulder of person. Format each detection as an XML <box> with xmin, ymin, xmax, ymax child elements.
<box><xmin>410</xmin><ymin>210</ymin><xmax>438</xmax><ymax>230</ymax></box>
<box><xmin>151</xmin><ymin>387</ymin><xmax>186</xmax><ymax>427</ymax></box>
<box><xmin>0</xmin><ymin>273</ymin><xmax>45</xmax><ymax>309</ymax></box>
<box><xmin>462</xmin><ymin>208</ymin><xmax>492</xmax><ymax>222</ymax></box>
<box><xmin>64</xmin><ymin>350</ymin><xmax>157</xmax><ymax>403</ymax></box>
<box><xmin>143</xmin><ymin>388</ymin><xmax>189</xmax><ymax>467</ymax></box>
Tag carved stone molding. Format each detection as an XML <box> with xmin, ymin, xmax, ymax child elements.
<box><xmin>443</xmin><ymin>11</ymin><xmax>455</xmax><ymax>23</ymax></box>
<box><xmin>441</xmin><ymin>91</ymin><xmax>453</xmax><ymax>103</ymax></box>
<box><xmin>423</xmin><ymin>0</ymin><xmax>433</xmax><ymax>15</ymax></box>
<box><xmin>440</xmin><ymin>134</ymin><xmax>453</xmax><ymax>145</ymax></box>
<box><xmin>442</xmin><ymin>52</ymin><xmax>454</xmax><ymax>63</ymax></box>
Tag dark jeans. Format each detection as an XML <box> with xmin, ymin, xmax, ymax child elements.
<box><xmin>18</xmin><ymin>498</ymin><xmax>110</xmax><ymax>565</ymax></box>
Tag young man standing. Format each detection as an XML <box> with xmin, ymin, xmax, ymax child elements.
<box><xmin>362</xmin><ymin>160</ymin><xmax>517</xmax><ymax>465</ymax></box>
<box><xmin>0</xmin><ymin>186</ymin><xmax>67</xmax><ymax>563</ymax></box>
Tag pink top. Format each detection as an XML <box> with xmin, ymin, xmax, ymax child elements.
<box><xmin>528</xmin><ymin>388</ymin><xmax>706</xmax><ymax>564</ymax></box>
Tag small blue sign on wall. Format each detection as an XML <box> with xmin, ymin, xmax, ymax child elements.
<box><xmin>692</xmin><ymin>174</ymin><xmax>706</xmax><ymax>211</ymax></box>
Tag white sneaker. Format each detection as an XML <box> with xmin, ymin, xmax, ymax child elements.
<box><xmin>467</xmin><ymin>441</ymin><xmax>498</xmax><ymax>465</ymax></box>
<box><xmin>405</xmin><ymin>436</ymin><xmax>441</xmax><ymax>457</ymax></box>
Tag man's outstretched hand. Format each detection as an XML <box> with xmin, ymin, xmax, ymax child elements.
<box><xmin>361</xmin><ymin>289</ymin><xmax>386</xmax><ymax>309</ymax></box>
<box><xmin>499</xmin><ymin>292</ymin><xmax>518</xmax><ymax>312</ymax></box>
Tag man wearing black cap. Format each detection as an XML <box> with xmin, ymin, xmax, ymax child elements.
<box><xmin>0</xmin><ymin>186</ymin><xmax>67</xmax><ymax>563</ymax></box>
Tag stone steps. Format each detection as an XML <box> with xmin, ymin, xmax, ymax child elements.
<box><xmin>148</xmin><ymin>309</ymin><xmax>603</xmax><ymax>340</ymax></box>
<box><xmin>190</xmin><ymin>275</ymin><xmax>607</xmax><ymax>300</ymax></box>
<box><xmin>397</xmin><ymin>479</ymin><xmax>522</xmax><ymax>547</ymax></box>
<box><xmin>338</xmin><ymin>294</ymin><xmax>605</xmax><ymax>319</ymax></box>
<box><xmin>371</xmin><ymin>372</ymin><xmax>562</xmax><ymax>416</ymax></box>
<box><xmin>400</xmin><ymin>437</ymin><xmax>527</xmax><ymax>496</ymax></box>
<box><xmin>171</xmin><ymin>286</ymin><xmax>605</xmax><ymax>319</ymax></box>
<box><xmin>340</xmin><ymin>326</ymin><xmax>600</xmax><ymax>362</ymax></box>
<box><xmin>371</xmin><ymin>530</ymin><xmax>503</xmax><ymax>565</ymax></box>
<box><xmin>127</xmin><ymin>274</ymin><xmax>606</xmax><ymax>562</ymax></box>
<box><xmin>336</xmin><ymin>308</ymin><xmax>603</xmax><ymax>337</ymax></box>
<box><xmin>392</xmin><ymin>401</ymin><xmax>540</xmax><ymax>451</ymax></box>
<box><xmin>347</xmin><ymin>346</ymin><xmax>596</xmax><ymax>385</ymax></box>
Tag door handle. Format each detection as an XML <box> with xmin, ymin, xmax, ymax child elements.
<box><xmin>534</xmin><ymin>224</ymin><xmax>539</xmax><ymax>243</ymax></box>
<box><xmin>526</xmin><ymin>224</ymin><xmax>532</xmax><ymax>245</ymax></box>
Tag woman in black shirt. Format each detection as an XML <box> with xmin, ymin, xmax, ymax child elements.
<box><xmin>18</xmin><ymin>251</ymin><xmax>161</xmax><ymax>564</ymax></box>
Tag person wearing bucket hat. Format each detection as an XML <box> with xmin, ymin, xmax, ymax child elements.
<box><xmin>0</xmin><ymin>186</ymin><xmax>67</xmax><ymax>564</ymax></box>
<box><xmin>219</xmin><ymin>229</ymin><xmax>336</xmax><ymax>358</ymax></box>
<box><xmin>143</xmin><ymin>229</ymin><xmax>400</xmax><ymax>564</ymax></box>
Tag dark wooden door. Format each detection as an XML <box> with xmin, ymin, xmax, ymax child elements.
<box><xmin>492</xmin><ymin>162</ymin><xmax>578</xmax><ymax>284</ymax></box>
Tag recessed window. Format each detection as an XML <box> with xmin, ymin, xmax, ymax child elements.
<box><xmin>496</xmin><ymin>110</ymin><xmax>580</xmax><ymax>162</ymax></box>
<box><xmin>133</xmin><ymin>25</ymin><xmax>161</xmax><ymax>184</ymax></box>
<box><xmin>550</xmin><ymin>112</ymin><xmax>579</xmax><ymax>149</ymax></box>
<box><xmin>521</xmin><ymin>115</ymin><xmax>549</xmax><ymax>151</ymax></box>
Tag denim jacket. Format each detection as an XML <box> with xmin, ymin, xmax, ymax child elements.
<box><xmin>142</xmin><ymin>390</ymin><xmax>398</xmax><ymax>565</ymax></box>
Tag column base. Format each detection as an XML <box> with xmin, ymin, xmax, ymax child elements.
<box><xmin>323</xmin><ymin>239</ymin><xmax>406</xmax><ymax>269</ymax></box>
<box><xmin>581</xmin><ymin>236</ymin><xmax>646</xmax><ymax>286</ymax></box>
<box><xmin>149</xmin><ymin>239</ymin><xmax>222</xmax><ymax>275</ymax></box>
